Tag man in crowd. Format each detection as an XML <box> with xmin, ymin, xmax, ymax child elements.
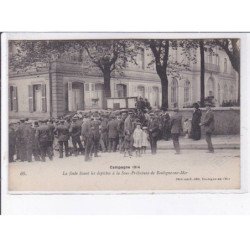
<box><xmin>124</xmin><ymin>111</ymin><xmax>134</xmax><ymax>155</ymax></box>
<box><xmin>37</xmin><ymin>119</ymin><xmax>53</xmax><ymax>162</ymax></box>
<box><xmin>107</xmin><ymin>114</ymin><xmax>119</xmax><ymax>152</ymax></box>
<box><xmin>69</xmin><ymin>116</ymin><xmax>84</xmax><ymax>156</ymax></box>
<box><xmin>117</xmin><ymin>113</ymin><xmax>125</xmax><ymax>153</ymax></box>
<box><xmin>15</xmin><ymin>118</ymin><xmax>27</xmax><ymax>162</ymax></box>
<box><xmin>200</xmin><ymin>103</ymin><xmax>215</xmax><ymax>153</ymax></box>
<box><xmin>170</xmin><ymin>106</ymin><xmax>183</xmax><ymax>155</ymax></box>
<box><xmin>23</xmin><ymin>120</ymin><xmax>34</xmax><ymax>162</ymax></box>
<box><xmin>9</xmin><ymin>122</ymin><xmax>16</xmax><ymax>163</ymax></box>
<box><xmin>148</xmin><ymin>113</ymin><xmax>159</xmax><ymax>154</ymax></box>
<box><xmin>91</xmin><ymin>113</ymin><xmax>101</xmax><ymax>157</ymax></box>
<box><xmin>100</xmin><ymin>113</ymin><xmax>109</xmax><ymax>152</ymax></box>
<box><xmin>55</xmin><ymin>120</ymin><xmax>70</xmax><ymax>158</ymax></box>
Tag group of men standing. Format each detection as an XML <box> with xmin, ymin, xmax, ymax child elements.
<box><xmin>9</xmin><ymin>103</ymin><xmax>215</xmax><ymax>164</ymax></box>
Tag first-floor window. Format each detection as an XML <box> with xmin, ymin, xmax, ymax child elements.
<box><xmin>184</xmin><ymin>80</ymin><xmax>190</xmax><ymax>103</ymax></box>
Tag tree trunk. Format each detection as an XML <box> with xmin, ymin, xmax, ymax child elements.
<box><xmin>160</xmin><ymin>75</ymin><xmax>168</xmax><ymax>109</ymax></box>
<box><xmin>103</xmin><ymin>69</ymin><xmax>111</xmax><ymax>109</ymax></box>
<box><xmin>199</xmin><ymin>40</ymin><xmax>205</xmax><ymax>107</ymax></box>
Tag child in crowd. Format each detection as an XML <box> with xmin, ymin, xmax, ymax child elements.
<box><xmin>141</xmin><ymin>127</ymin><xmax>149</xmax><ymax>154</ymax></box>
<box><xmin>183</xmin><ymin>118</ymin><xmax>192</xmax><ymax>138</ymax></box>
<box><xmin>133</xmin><ymin>122</ymin><xmax>143</xmax><ymax>157</ymax></box>
<box><xmin>124</xmin><ymin>130</ymin><xmax>132</xmax><ymax>157</ymax></box>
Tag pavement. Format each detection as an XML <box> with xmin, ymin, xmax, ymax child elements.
<box><xmin>157</xmin><ymin>135</ymin><xmax>240</xmax><ymax>150</ymax></box>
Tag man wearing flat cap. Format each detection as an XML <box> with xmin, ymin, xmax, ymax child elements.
<box><xmin>200</xmin><ymin>103</ymin><xmax>215</xmax><ymax>153</ymax></box>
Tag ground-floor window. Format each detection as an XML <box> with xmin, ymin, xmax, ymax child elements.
<box><xmin>137</xmin><ymin>85</ymin><xmax>145</xmax><ymax>98</ymax></box>
<box><xmin>171</xmin><ymin>78</ymin><xmax>178</xmax><ymax>104</ymax></box>
<box><xmin>29</xmin><ymin>84</ymin><xmax>47</xmax><ymax>113</ymax></box>
<box><xmin>184</xmin><ymin>80</ymin><xmax>191</xmax><ymax>103</ymax></box>
<box><xmin>9</xmin><ymin>86</ymin><xmax>18</xmax><ymax>111</ymax></box>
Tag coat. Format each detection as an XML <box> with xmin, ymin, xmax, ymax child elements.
<box><xmin>124</xmin><ymin>116</ymin><xmax>134</xmax><ymax>134</ymax></box>
<box><xmin>202</xmin><ymin>110</ymin><xmax>215</xmax><ymax>133</ymax></box>
<box><xmin>55</xmin><ymin>124</ymin><xmax>70</xmax><ymax>142</ymax></box>
<box><xmin>91</xmin><ymin>120</ymin><xmax>101</xmax><ymax>139</ymax></box>
<box><xmin>148</xmin><ymin>119</ymin><xmax>159</xmax><ymax>138</ymax></box>
<box><xmin>81</xmin><ymin>119</ymin><xmax>91</xmax><ymax>139</ymax></box>
<box><xmin>107</xmin><ymin>119</ymin><xmax>119</xmax><ymax>139</ymax></box>
<box><xmin>37</xmin><ymin>124</ymin><xmax>51</xmax><ymax>142</ymax></box>
<box><xmin>69</xmin><ymin>123</ymin><xmax>81</xmax><ymax>139</ymax></box>
<box><xmin>170</xmin><ymin>112</ymin><xmax>183</xmax><ymax>134</ymax></box>
<box><xmin>117</xmin><ymin>119</ymin><xmax>125</xmax><ymax>137</ymax></box>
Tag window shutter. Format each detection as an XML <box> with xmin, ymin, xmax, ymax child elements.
<box><xmin>13</xmin><ymin>86</ymin><xmax>18</xmax><ymax>112</ymax></box>
<box><xmin>68</xmin><ymin>82</ymin><xmax>73</xmax><ymax>111</ymax></box>
<box><xmin>41</xmin><ymin>84</ymin><xmax>47</xmax><ymax>112</ymax></box>
<box><xmin>28</xmin><ymin>85</ymin><xmax>34</xmax><ymax>112</ymax></box>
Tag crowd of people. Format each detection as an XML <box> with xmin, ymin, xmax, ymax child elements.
<box><xmin>9</xmin><ymin>101</ymin><xmax>215</xmax><ymax>163</ymax></box>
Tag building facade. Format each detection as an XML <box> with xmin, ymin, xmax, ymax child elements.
<box><xmin>9</xmin><ymin>46</ymin><xmax>238</xmax><ymax>119</ymax></box>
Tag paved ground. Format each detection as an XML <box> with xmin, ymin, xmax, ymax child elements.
<box><xmin>9</xmin><ymin>148</ymin><xmax>240</xmax><ymax>192</ymax></box>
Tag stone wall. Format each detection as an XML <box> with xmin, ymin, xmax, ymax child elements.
<box><xmin>168</xmin><ymin>107</ymin><xmax>240</xmax><ymax>135</ymax></box>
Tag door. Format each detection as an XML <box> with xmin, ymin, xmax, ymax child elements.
<box><xmin>69</xmin><ymin>82</ymin><xmax>84</xmax><ymax>111</ymax></box>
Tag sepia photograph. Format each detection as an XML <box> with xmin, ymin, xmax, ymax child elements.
<box><xmin>5</xmin><ymin>33</ymin><xmax>241</xmax><ymax>192</ymax></box>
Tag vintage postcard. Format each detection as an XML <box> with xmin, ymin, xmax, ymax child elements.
<box><xmin>1</xmin><ymin>33</ymin><xmax>245</xmax><ymax>193</ymax></box>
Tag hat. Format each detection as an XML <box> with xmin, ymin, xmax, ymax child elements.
<box><xmin>59</xmin><ymin>120</ymin><xmax>65</xmax><ymax>123</ymax></box>
<box><xmin>72</xmin><ymin>117</ymin><xmax>77</xmax><ymax>121</ymax></box>
<box><xmin>34</xmin><ymin>121</ymin><xmax>39</xmax><ymax>126</ymax></box>
<box><xmin>142</xmin><ymin>126</ymin><xmax>147</xmax><ymax>130</ymax></box>
<box><xmin>20</xmin><ymin>118</ymin><xmax>25</xmax><ymax>122</ymax></box>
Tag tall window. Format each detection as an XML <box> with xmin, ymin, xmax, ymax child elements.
<box><xmin>171</xmin><ymin>78</ymin><xmax>178</xmax><ymax>104</ymax></box>
<box><xmin>137</xmin><ymin>85</ymin><xmax>145</xmax><ymax>98</ymax></box>
<box><xmin>184</xmin><ymin>80</ymin><xmax>191</xmax><ymax>103</ymax></box>
<box><xmin>116</xmin><ymin>84</ymin><xmax>127</xmax><ymax>98</ymax></box>
<box><xmin>224</xmin><ymin>58</ymin><xmax>228</xmax><ymax>73</ymax></box>
<box><xmin>9</xmin><ymin>86</ymin><xmax>18</xmax><ymax>111</ymax></box>
<box><xmin>28</xmin><ymin>84</ymin><xmax>47</xmax><ymax>112</ymax></box>
<box><xmin>208</xmin><ymin>53</ymin><xmax>213</xmax><ymax>64</ymax></box>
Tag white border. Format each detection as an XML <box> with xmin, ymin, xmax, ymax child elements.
<box><xmin>1</xmin><ymin>32</ymin><xmax>249</xmax><ymax>214</ymax></box>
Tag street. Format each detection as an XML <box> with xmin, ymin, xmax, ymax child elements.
<box><xmin>9</xmin><ymin>149</ymin><xmax>240</xmax><ymax>192</ymax></box>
